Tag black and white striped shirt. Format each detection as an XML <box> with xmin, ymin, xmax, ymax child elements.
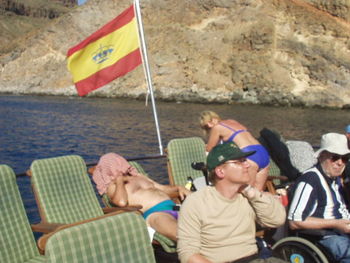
<box><xmin>288</xmin><ymin>163</ymin><xmax>350</xmax><ymax>221</ymax></box>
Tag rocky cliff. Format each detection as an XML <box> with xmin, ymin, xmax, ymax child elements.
<box><xmin>0</xmin><ymin>0</ymin><xmax>73</xmax><ymax>55</ymax></box>
<box><xmin>0</xmin><ymin>0</ymin><xmax>350</xmax><ymax>108</ymax></box>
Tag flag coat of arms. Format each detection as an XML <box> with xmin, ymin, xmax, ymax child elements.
<box><xmin>67</xmin><ymin>5</ymin><xmax>141</xmax><ymax>96</ymax></box>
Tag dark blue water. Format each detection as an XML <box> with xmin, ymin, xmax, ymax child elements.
<box><xmin>0</xmin><ymin>94</ymin><xmax>349</xmax><ymax>227</ymax></box>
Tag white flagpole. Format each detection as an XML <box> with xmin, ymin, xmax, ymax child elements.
<box><xmin>134</xmin><ymin>0</ymin><xmax>164</xmax><ymax>155</ymax></box>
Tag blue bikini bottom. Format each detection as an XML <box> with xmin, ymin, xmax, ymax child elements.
<box><xmin>143</xmin><ymin>199</ymin><xmax>178</xmax><ymax>220</ymax></box>
<box><xmin>242</xmin><ymin>144</ymin><xmax>270</xmax><ymax>170</ymax></box>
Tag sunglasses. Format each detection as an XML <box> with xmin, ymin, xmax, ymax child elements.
<box><xmin>330</xmin><ymin>154</ymin><xmax>349</xmax><ymax>163</ymax></box>
<box><xmin>224</xmin><ymin>158</ymin><xmax>247</xmax><ymax>166</ymax></box>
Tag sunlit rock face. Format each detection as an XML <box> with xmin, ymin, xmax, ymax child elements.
<box><xmin>304</xmin><ymin>0</ymin><xmax>350</xmax><ymax>22</ymax></box>
<box><xmin>0</xmin><ymin>0</ymin><xmax>350</xmax><ymax>108</ymax></box>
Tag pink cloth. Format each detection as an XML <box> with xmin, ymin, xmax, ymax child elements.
<box><xmin>92</xmin><ymin>153</ymin><xmax>138</xmax><ymax>195</ymax></box>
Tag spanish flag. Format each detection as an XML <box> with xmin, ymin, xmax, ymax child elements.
<box><xmin>67</xmin><ymin>5</ymin><xmax>142</xmax><ymax>96</ymax></box>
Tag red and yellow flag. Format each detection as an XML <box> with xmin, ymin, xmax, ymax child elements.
<box><xmin>67</xmin><ymin>5</ymin><xmax>142</xmax><ymax>96</ymax></box>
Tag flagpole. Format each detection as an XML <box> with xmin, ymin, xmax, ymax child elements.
<box><xmin>134</xmin><ymin>0</ymin><xmax>164</xmax><ymax>156</ymax></box>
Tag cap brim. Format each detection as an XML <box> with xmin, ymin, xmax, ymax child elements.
<box><xmin>228</xmin><ymin>150</ymin><xmax>256</xmax><ymax>161</ymax></box>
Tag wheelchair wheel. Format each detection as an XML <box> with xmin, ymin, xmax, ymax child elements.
<box><xmin>272</xmin><ymin>237</ymin><xmax>329</xmax><ymax>263</ymax></box>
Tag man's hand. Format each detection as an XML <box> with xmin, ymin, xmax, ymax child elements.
<box><xmin>334</xmin><ymin>219</ymin><xmax>350</xmax><ymax>233</ymax></box>
<box><xmin>239</xmin><ymin>184</ymin><xmax>257</xmax><ymax>199</ymax></box>
<box><xmin>178</xmin><ymin>186</ymin><xmax>191</xmax><ymax>201</ymax></box>
<box><xmin>113</xmin><ymin>175</ymin><xmax>127</xmax><ymax>184</ymax></box>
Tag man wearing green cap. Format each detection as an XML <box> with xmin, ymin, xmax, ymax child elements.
<box><xmin>177</xmin><ymin>142</ymin><xmax>286</xmax><ymax>263</ymax></box>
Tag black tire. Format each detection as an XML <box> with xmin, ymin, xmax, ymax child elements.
<box><xmin>272</xmin><ymin>237</ymin><xmax>329</xmax><ymax>263</ymax></box>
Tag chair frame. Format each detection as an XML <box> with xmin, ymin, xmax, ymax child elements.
<box><xmin>27</xmin><ymin>156</ymin><xmax>138</xmax><ymax>246</ymax></box>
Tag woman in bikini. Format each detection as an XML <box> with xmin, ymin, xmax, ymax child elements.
<box><xmin>199</xmin><ymin>110</ymin><xmax>270</xmax><ymax>191</ymax></box>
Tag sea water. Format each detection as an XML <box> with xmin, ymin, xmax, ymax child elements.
<box><xmin>0</xmin><ymin>94</ymin><xmax>349</xmax><ymax>224</ymax></box>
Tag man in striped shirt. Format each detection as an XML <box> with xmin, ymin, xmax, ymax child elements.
<box><xmin>288</xmin><ymin>133</ymin><xmax>350</xmax><ymax>262</ymax></box>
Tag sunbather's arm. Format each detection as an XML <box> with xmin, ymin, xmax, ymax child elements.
<box><xmin>154</xmin><ymin>183</ymin><xmax>191</xmax><ymax>201</ymax></box>
<box><xmin>206</xmin><ymin>125</ymin><xmax>221</xmax><ymax>152</ymax></box>
<box><xmin>107</xmin><ymin>176</ymin><xmax>129</xmax><ymax>207</ymax></box>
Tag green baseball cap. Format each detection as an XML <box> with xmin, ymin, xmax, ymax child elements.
<box><xmin>206</xmin><ymin>142</ymin><xmax>256</xmax><ymax>171</ymax></box>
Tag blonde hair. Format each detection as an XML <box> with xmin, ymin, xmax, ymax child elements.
<box><xmin>199</xmin><ymin>111</ymin><xmax>221</xmax><ymax>135</ymax></box>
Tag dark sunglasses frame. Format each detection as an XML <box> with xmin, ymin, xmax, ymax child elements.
<box><xmin>331</xmin><ymin>154</ymin><xmax>350</xmax><ymax>163</ymax></box>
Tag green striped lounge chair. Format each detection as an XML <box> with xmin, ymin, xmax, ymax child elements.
<box><xmin>30</xmin><ymin>155</ymin><xmax>175</xmax><ymax>254</ymax></box>
<box><xmin>262</xmin><ymin>158</ymin><xmax>281</xmax><ymax>195</ymax></box>
<box><xmin>29</xmin><ymin>155</ymin><xmax>104</xmax><ymax>224</ymax></box>
<box><xmin>268</xmin><ymin>158</ymin><xmax>283</xmax><ymax>187</ymax></box>
<box><xmin>101</xmin><ymin>161</ymin><xmax>177</xmax><ymax>254</ymax></box>
<box><xmin>0</xmin><ymin>164</ymin><xmax>46</xmax><ymax>263</ymax></box>
<box><xmin>45</xmin><ymin>212</ymin><xmax>156</xmax><ymax>263</ymax></box>
<box><xmin>166</xmin><ymin>137</ymin><xmax>207</xmax><ymax>186</ymax></box>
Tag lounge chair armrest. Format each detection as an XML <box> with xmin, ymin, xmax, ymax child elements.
<box><xmin>255</xmin><ymin>230</ymin><xmax>265</xmax><ymax>238</ymax></box>
<box><xmin>26</xmin><ymin>169</ymin><xmax>32</xmax><ymax>177</ymax></box>
<box><xmin>87</xmin><ymin>166</ymin><xmax>96</xmax><ymax>175</ymax></box>
<box><xmin>167</xmin><ymin>191</ymin><xmax>182</xmax><ymax>200</ymax></box>
<box><xmin>102</xmin><ymin>205</ymin><xmax>142</xmax><ymax>214</ymax></box>
<box><xmin>267</xmin><ymin>175</ymin><xmax>289</xmax><ymax>181</ymax></box>
<box><xmin>31</xmin><ymin>222</ymin><xmax>65</xmax><ymax>234</ymax></box>
<box><xmin>38</xmin><ymin>210</ymin><xmax>140</xmax><ymax>254</ymax></box>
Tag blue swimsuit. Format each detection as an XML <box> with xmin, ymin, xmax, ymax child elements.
<box><xmin>220</xmin><ymin>123</ymin><xmax>270</xmax><ymax>170</ymax></box>
<box><xmin>143</xmin><ymin>200</ymin><xmax>178</xmax><ymax>220</ymax></box>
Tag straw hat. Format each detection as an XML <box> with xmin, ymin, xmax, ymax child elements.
<box><xmin>314</xmin><ymin>133</ymin><xmax>350</xmax><ymax>158</ymax></box>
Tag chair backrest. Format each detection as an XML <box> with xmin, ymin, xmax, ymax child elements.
<box><xmin>268</xmin><ymin>158</ymin><xmax>283</xmax><ymax>187</ymax></box>
<box><xmin>286</xmin><ymin>140</ymin><xmax>316</xmax><ymax>173</ymax></box>
<box><xmin>30</xmin><ymin>155</ymin><xmax>103</xmax><ymax>224</ymax></box>
<box><xmin>45</xmin><ymin>212</ymin><xmax>156</xmax><ymax>263</ymax></box>
<box><xmin>268</xmin><ymin>158</ymin><xmax>281</xmax><ymax>177</ymax></box>
<box><xmin>0</xmin><ymin>164</ymin><xmax>44</xmax><ymax>263</ymax></box>
<box><xmin>129</xmin><ymin>161</ymin><xmax>148</xmax><ymax>175</ymax></box>
<box><xmin>167</xmin><ymin>137</ymin><xmax>207</xmax><ymax>186</ymax></box>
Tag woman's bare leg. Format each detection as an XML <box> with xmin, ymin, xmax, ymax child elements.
<box><xmin>255</xmin><ymin>165</ymin><xmax>269</xmax><ymax>191</ymax></box>
<box><xmin>247</xmin><ymin>160</ymin><xmax>269</xmax><ymax>191</ymax></box>
<box><xmin>247</xmin><ymin>160</ymin><xmax>259</xmax><ymax>188</ymax></box>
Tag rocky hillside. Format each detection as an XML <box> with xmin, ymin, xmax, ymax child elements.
<box><xmin>304</xmin><ymin>0</ymin><xmax>350</xmax><ymax>21</ymax></box>
<box><xmin>0</xmin><ymin>0</ymin><xmax>350</xmax><ymax>108</ymax></box>
<box><xmin>0</xmin><ymin>0</ymin><xmax>74</xmax><ymax>55</ymax></box>
<box><xmin>0</xmin><ymin>0</ymin><xmax>74</xmax><ymax>17</ymax></box>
